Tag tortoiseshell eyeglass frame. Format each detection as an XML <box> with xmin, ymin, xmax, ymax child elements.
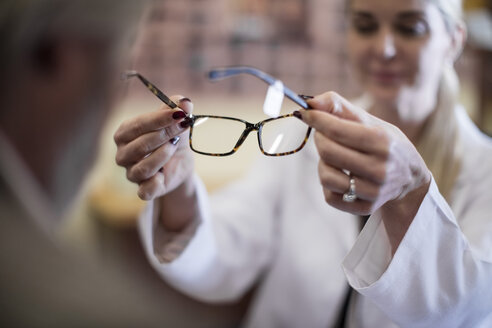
<box><xmin>122</xmin><ymin>66</ymin><xmax>312</xmax><ymax>157</ymax></box>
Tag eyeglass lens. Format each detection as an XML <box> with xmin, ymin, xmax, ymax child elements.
<box><xmin>190</xmin><ymin>115</ymin><xmax>309</xmax><ymax>156</ymax></box>
<box><xmin>260</xmin><ymin>116</ymin><xmax>309</xmax><ymax>155</ymax></box>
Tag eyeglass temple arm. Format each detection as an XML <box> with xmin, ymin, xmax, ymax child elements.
<box><xmin>208</xmin><ymin>66</ymin><xmax>310</xmax><ymax>109</ymax></box>
<box><xmin>122</xmin><ymin>71</ymin><xmax>178</xmax><ymax>109</ymax></box>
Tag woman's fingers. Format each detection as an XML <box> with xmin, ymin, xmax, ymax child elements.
<box><xmin>137</xmin><ymin>171</ymin><xmax>166</xmax><ymax>201</ymax></box>
<box><xmin>307</xmin><ymin>91</ymin><xmax>365</xmax><ymax>122</ymax></box>
<box><xmin>126</xmin><ymin>142</ymin><xmax>180</xmax><ymax>183</ymax></box>
<box><xmin>301</xmin><ymin>91</ymin><xmax>432</xmax><ymax>216</ymax></box>
<box><xmin>309</xmin><ymin>111</ymin><xmax>389</xmax><ymax>157</ymax></box>
<box><xmin>314</xmin><ymin>132</ymin><xmax>387</xmax><ymax>184</ymax></box>
<box><xmin>302</xmin><ymin>105</ymin><xmax>389</xmax><ymax>157</ymax></box>
<box><xmin>114</xmin><ymin>94</ymin><xmax>194</xmax><ymax>174</ymax></box>
<box><xmin>113</xmin><ymin>95</ymin><xmax>196</xmax><ymax>201</ymax></box>
<box><xmin>114</xmin><ymin>106</ymin><xmax>187</xmax><ymax>146</ymax></box>
<box><xmin>116</xmin><ymin>125</ymin><xmax>182</xmax><ymax>167</ymax></box>
<box><xmin>301</xmin><ymin>92</ymin><xmax>391</xmax><ymax>189</ymax></box>
<box><xmin>318</xmin><ymin>161</ymin><xmax>381</xmax><ymax>201</ymax></box>
<box><xmin>322</xmin><ymin>189</ymin><xmax>374</xmax><ymax>216</ymax></box>
<box><xmin>171</xmin><ymin>96</ymin><xmax>193</xmax><ymax>115</ymax></box>
<box><xmin>300</xmin><ymin>91</ymin><xmax>395</xmax><ymax>214</ymax></box>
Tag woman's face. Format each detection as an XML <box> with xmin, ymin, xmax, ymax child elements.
<box><xmin>347</xmin><ymin>0</ymin><xmax>454</xmax><ymax>107</ymax></box>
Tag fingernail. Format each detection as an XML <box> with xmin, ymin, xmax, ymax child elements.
<box><xmin>293</xmin><ymin>110</ymin><xmax>303</xmax><ymax>120</ymax></box>
<box><xmin>170</xmin><ymin>136</ymin><xmax>180</xmax><ymax>145</ymax></box>
<box><xmin>180</xmin><ymin>117</ymin><xmax>192</xmax><ymax>128</ymax></box>
<box><xmin>178</xmin><ymin>97</ymin><xmax>192</xmax><ymax>104</ymax></box>
<box><xmin>172</xmin><ymin>110</ymin><xmax>187</xmax><ymax>120</ymax></box>
<box><xmin>299</xmin><ymin>95</ymin><xmax>314</xmax><ymax>100</ymax></box>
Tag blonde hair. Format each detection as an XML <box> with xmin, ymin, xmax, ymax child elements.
<box><xmin>415</xmin><ymin>0</ymin><xmax>464</xmax><ymax>202</ymax></box>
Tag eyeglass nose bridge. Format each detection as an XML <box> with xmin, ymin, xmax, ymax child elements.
<box><xmin>232</xmin><ymin>122</ymin><xmax>260</xmax><ymax>152</ymax></box>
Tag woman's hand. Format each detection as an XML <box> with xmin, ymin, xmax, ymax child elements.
<box><xmin>300</xmin><ymin>92</ymin><xmax>432</xmax><ymax>252</ymax></box>
<box><xmin>114</xmin><ymin>97</ymin><xmax>195</xmax><ymax>201</ymax></box>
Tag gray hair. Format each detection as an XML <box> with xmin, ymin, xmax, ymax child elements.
<box><xmin>0</xmin><ymin>0</ymin><xmax>147</xmax><ymax>89</ymax></box>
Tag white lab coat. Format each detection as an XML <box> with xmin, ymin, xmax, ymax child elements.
<box><xmin>139</xmin><ymin>108</ymin><xmax>492</xmax><ymax>327</ymax></box>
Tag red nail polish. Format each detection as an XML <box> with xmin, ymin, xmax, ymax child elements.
<box><xmin>180</xmin><ymin>118</ymin><xmax>192</xmax><ymax>128</ymax></box>
<box><xmin>172</xmin><ymin>111</ymin><xmax>186</xmax><ymax>120</ymax></box>
<box><xmin>293</xmin><ymin>110</ymin><xmax>303</xmax><ymax>120</ymax></box>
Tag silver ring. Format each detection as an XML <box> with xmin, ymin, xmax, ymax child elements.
<box><xmin>343</xmin><ymin>176</ymin><xmax>357</xmax><ymax>202</ymax></box>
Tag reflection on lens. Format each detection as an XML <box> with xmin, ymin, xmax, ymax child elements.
<box><xmin>267</xmin><ymin>134</ymin><xmax>285</xmax><ymax>154</ymax></box>
<box><xmin>261</xmin><ymin>116</ymin><xmax>309</xmax><ymax>155</ymax></box>
<box><xmin>193</xmin><ymin>117</ymin><xmax>208</xmax><ymax>127</ymax></box>
<box><xmin>191</xmin><ymin>116</ymin><xmax>246</xmax><ymax>155</ymax></box>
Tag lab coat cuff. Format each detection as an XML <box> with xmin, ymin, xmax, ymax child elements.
<box><xmin>138</xmin><ymin>174</ymin><xmax>217</xmax><ymax>280</ymax></box>
<box><xmin>342</xmin><ymin>177</ymin><xmax>453</xmax><ymax>292</ymax></box>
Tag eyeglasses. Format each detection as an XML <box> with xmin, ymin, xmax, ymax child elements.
<box><xmin>123</xmin><ymin>66</ymin><xmax>312</xmax><ymax>157</ymax></box>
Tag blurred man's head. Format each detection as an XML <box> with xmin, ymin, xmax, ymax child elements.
<box><xmin>0</xmin><ymin>0</ymin><xmax>147</xmax><ymax>216</ymax></box>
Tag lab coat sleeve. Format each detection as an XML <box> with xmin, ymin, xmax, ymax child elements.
<box><xmin>343</xmin><ymin>178</ymin><xmax>492</xmax><ymax>327</ymax></box>
<box><xmin>139</xmin><ymin>158</ymin><xmax>285</xmax><ymax>303</ymax></box>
